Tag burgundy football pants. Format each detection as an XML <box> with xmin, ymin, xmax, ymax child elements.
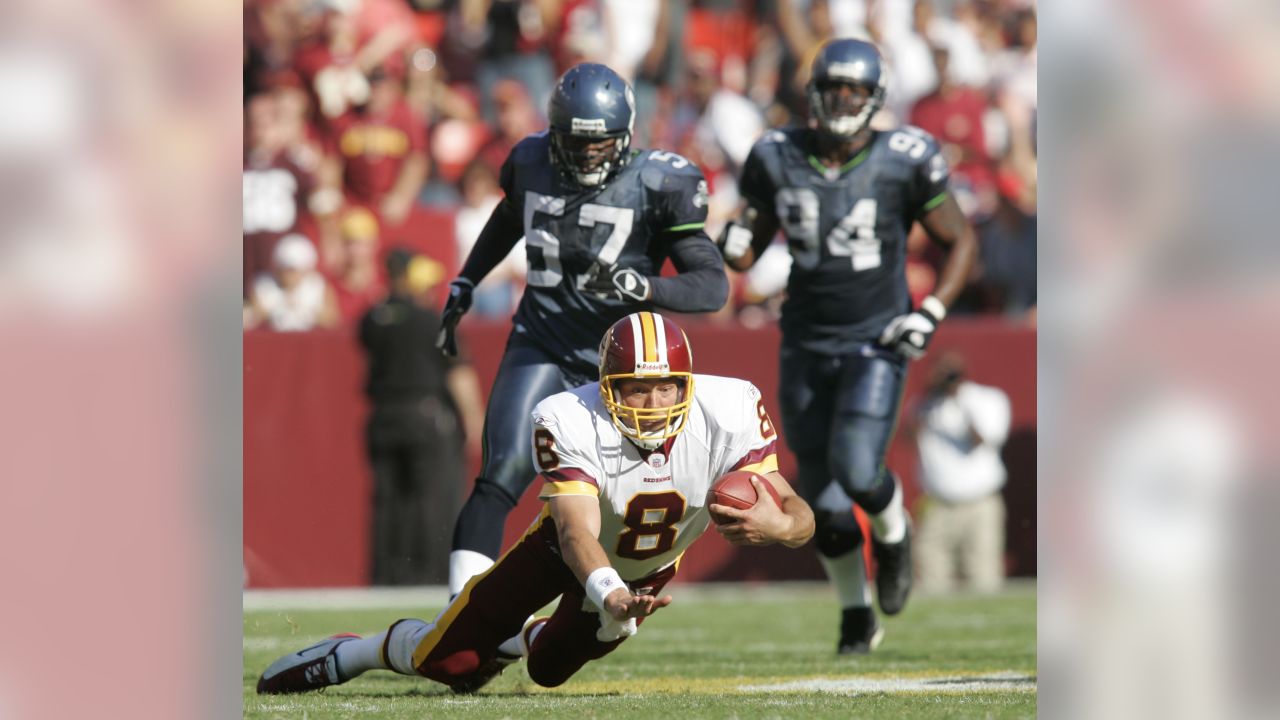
<box><xmin>413</xmin><ymin>511</ymin><xmax>676</xmax><ymax>688</ymax></box>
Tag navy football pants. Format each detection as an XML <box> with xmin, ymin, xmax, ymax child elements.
<box><xmin>451</xmin><ymin>336</ymin><xmax>595</xmax><ymax>560</ymax></box>
<box><xmin>778</xmin><ymin>344</ymin><xmax>906</xmax><ymax>558</ymax></box>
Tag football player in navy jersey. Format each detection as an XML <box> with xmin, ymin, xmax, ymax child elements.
<box><xmin>718</xmin><ymin>39</ymin><xmax>978</xmax><ymax>654</ymax></box>
<box><xmin>436</xmin><ymin>63</ymin><xmax>729</xmax><ymax>597</ymax></box>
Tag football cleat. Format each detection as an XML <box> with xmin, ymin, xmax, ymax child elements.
<box><xmin>837</xmin><ymin>606</ymin><xmax>885</xmax><ymax>655</ymax></box>
<box><xmin>447</xmin><ymin>651</ymin><xmax>520</xmax><ymax>695</ymax></box>
<box><xmin>873</xmin><ymin>523</ymin><xmax>914</xmax><ymax>616</ymax></box>
<box><xmin>256</xmin><ymin>633</ymin><xmax>360</xmax><ymax>695</ymax></box>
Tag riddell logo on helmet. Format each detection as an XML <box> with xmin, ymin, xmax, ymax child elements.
<box><xmin>826</xmin><ymin>61</ymin><xmax>868</xmax><ymax>79</ymax></box>
<box><xmin>635</xmin><ymin>361</ymin><xmax>669</xmax><ymax>374</ymax></box>
<box><xmin>571</xmin><ymin>118</ymin><xmax>607</xmax><ymax>134</ymax></box>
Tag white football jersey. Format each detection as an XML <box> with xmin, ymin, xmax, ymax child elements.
<box><xmin>531</xmin><ymin>374</ymin><xmax>781</xmax><ymax>581</ymax></box>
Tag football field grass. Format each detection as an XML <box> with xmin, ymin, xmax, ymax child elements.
<box><xmin>244</xmin><ymin>581</ymin><xmax>1036</xmax><ymax>719</ymax></box>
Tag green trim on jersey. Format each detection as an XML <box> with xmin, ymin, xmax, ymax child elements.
<box><xmin>923</xmin><ymin>191</ymin><xmax>949</xmax><ymax>211</ymax></box>
<box><xmin>806</xmin><ymin>146</ymin><xmax>873</xmax><ymax>177</ymax></box>
<box><xmin>664</xmin><ymin>222</ymin><xmax>705</xmax><ymax>233</ymax></box>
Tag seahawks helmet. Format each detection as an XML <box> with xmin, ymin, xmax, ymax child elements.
<box><xmin>807</xmin><ymin>38</ymin><xmax>888</xmax><ymax>140</ymax></box>
<box><xmin>547</xmin><ymin>63</ymin><xmax>635</xmax><ymax>187</ymax></box>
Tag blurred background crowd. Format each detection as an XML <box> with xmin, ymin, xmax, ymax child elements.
<box><xmin>243</xmin><ymin>0</ymin><xmax>1037</xmax><ymax>331</ymax></box>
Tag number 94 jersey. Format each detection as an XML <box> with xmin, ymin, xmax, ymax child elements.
<box><xmin>502</xmin><ymin>133</ymin><xmax>710</xmax><ymax>370</ymax></box>
<box><xmin>739</xmin><ymin>126</ymin><xmax>951</xmax><ymax>355</ymax></box>
<box><xmin>529</xmin><ymin>375</ymin><xmax>780</xmax><ymax>581</ymax></box>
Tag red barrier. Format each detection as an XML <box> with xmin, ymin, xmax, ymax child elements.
<box><xmin>245</xmin><ymin>318</ymin><xmax>1035</xmax><ymax>587</ymax></box>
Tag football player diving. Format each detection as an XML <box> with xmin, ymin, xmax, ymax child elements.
<box><xmin>258</xmin><ymin>312</ymin><xmax>814</xmax><ymax>694</ymax></box>
<box><xmin>716</xmin><ymin>38</ymin><xmax>978</xmax><ymax>654</ymax></box>
<box><xmin>433</xmin><ymin>64</ymin><xmax>730</xmax><ymax>598</ymax></box>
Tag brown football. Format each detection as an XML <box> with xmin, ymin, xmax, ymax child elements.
<box><xmin>707</xmin><ymin>470</ymin><xmax>782</xmax><ymax>524</ymax></box>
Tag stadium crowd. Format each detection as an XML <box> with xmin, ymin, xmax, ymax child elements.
<box><xmin>243</xmin><ymin>0</ymin><xmax>1037</xmax><ymax>331</ymax></box>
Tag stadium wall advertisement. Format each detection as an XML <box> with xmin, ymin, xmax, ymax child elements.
<box><xmin>244</xmin><ymin>319</ymin><xmax>1035</xmax><ymax>588</ymax></box>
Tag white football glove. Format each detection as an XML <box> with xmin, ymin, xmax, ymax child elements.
<box><xmin>879</xmin><ymin>296</ymin><xmax>947</xmax><ymax>360</ymax></box>
<box><xmin>595</xmin><ymin>612</ymin><xmax>638</xmax><ymax>642</ymax></box>
<box><xmin>717</xmin><ymin>222</ymin><xmax>754</xmax><ymax>261</ymax></box>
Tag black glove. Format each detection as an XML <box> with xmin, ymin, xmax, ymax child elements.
<box><xmin>435</xmin><ymin>278</ymin><xmax>474</xmax><ymax>357</ymax></box>
<box><xmin>581</xmin><ymin>263</ymin><xmax>651</xmax><ymax>303</ymax></box>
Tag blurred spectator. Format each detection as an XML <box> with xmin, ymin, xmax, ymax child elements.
<box><xmin>243</xmin><ymin>89</ymin><xmax>327</xmax><ymax>296</ymax></box>
<box><xmin>974</xmin><ymin>181</ymin><xmax>1037</xmax><ymax>315</ymax></box>
<box><xmin>470</xmin><ymin>0</ymin><xmax>562</xmax><ymax>126</ymax></box>
<box><xmin>453</xmin><ymin>160</ymin><xmax>525</xmax><ymax>317</ymax></box>
<box><xmin>329</xmin><ymin>206</ymin><xmax>388</xmax><ymax>324</ymax></box>
<box><xmin>245</xmin><ymin>233</ymin><xmax>340</xmax><ymax>331</ymax></box>
<box><xmin>601</xmin><ymin>0</ymin><xmax>662</xmax><ymax>84</ymax></box>
<box><xmin>473</xmin><ymin>79</ymin><xmax>540</xmax><ymax>178</ymax></box>
<box><xmin>910</xmin><ymin>45</ymin><xmax>998</xmax><ymax>220</ymax></box>
<box><xmin>321</xmin><ymin>62</ymin><xmax>430</xmax><ymax>228</ymax></box>
<box><xmin>910</xmin><ymin>352</ymin><xmax>1012</xmax><ymax>593</ymax></box>
<box><xmin>878</xmin><ymin>0</ymin><xmax>940</xmax><ymax>122</ymax></box>
<box><xmin>359</xmin><ymin>248</ymin><xmax>485</xmax><ymax>585</ymax></box>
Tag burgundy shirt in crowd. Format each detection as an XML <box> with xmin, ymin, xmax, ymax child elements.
<box><xmin>326</xmin><ymin>101</ymin><xmax>428</xmax><ymax>205</ymax></box>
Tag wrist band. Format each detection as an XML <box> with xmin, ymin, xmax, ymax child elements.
<box><xmin>585</xmin><ymin>567</ymin><xmax>627</xmax><ymax>611</ymax></box>
<box><xmin>921</xmin><ymin>295</ymin><xmax>947</xmax><ymax>323</ymax></box>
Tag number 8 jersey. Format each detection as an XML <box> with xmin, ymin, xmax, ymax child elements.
<box><xmin>530</xmin><ymin>375</ymin><xmax>780</xmax><ymax>581</ymax></box>
<box><xmin>738</xmin><ymin>126</ymin><xmax>951</xmax><ymax>355</ymax></box>
<box><xmin>502</xmin><ymin>132</ymin><xmax>710</xmax><ymax>370</ymax></box>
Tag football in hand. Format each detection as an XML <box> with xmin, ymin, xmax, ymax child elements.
<box><xmin>707</xmin><ymin>470</ymin><xmax>782</xmax><ymax>524</ymax></box>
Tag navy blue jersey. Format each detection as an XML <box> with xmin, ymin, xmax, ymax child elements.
<box><xmin>502</xmin><ymin>132</ymin><xmax>709</xmax><ymax>371</ymax></box>
<box><xmin>739</xmin><ymin>126</ymin><xmax>950</xmax><ymax>354</ymax></box>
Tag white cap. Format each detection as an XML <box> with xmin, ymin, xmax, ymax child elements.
<box><xmin>272</xmin><ymin>234</ymin><xmax>317</xmax><ymax>270</ymax></box>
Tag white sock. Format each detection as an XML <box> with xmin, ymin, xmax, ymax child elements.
<box><xmin>449</xmin><ymin>550</ymin><xmax>495</xmax><ymax>598</ymax></box>
<box><xmin>496</xmin><ymin>616</ymin><xmax>543</xmax><ymax>657</ymax></box>
<box><xmin>871</xmin><ymin>478</ymin><xmax>907</xmax><ymax>543</ymax></box>
<box><xmin>819</xmin><ymin>549</ymin><xmax>872</xmax><ymax>608</ymax></box>
<box><xmin>334</xmin><ymin>633</ymin><xmax>388</xmax><ymax>679</ymax></box>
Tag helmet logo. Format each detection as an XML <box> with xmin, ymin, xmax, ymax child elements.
<box><xmin>635</xmin><ymin>361</ymin><xmax>669</xmax><ymax>374</ymax></box>
<box><xmin>571</xmin><ymin>117</ymin><xmax>607</xmax><ymax>134</ymax></box>
<box><xmin>826</xmin><ymin>60</ymin><xmax>869</xmax><ymax>81</ymax></box>
<box><xmin>693</xmin><ymin>180</ymin><xmax>708</xmax><ymax>208</ymax></box>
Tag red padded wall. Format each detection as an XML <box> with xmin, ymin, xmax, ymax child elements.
<box><xmin>244</xmin><ymin>318</ymin><xmax>1035</xmax><ymax>587</ymax></box>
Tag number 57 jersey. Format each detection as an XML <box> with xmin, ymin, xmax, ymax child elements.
<box><xmin>501</xmin><ymin>133</ymin><xmax>710</xmax><ymax>370</ymax></box>
<box><xmin>530</xmin><ymin>375</ymin><xmax>780</xmax><ymax>581</ymax></box>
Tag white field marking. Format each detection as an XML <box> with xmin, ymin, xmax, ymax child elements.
<box><xmin>739</xmin><ymin>672</ymin><xmax>1036</xmax><ymax>695</ymax></box>
<box><xmin>243</xmin><ymin>586</ymin><xmax>451</xmax><ymax>611</ymax></box>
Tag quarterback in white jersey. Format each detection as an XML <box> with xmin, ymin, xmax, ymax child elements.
<box><xmin>257</xmin><ymin>312</ymin><xmax>815</xmax><ymax>696</ymax></box>
<box><xmin>533</xmin><ymin>373</ymin><xmax>783</xmax><ymax>582</ymax></box>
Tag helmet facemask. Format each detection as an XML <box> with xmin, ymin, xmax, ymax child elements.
<box><xmin>549</xmin><ymin>129</ymin><xmax>630</xmax><ymax>187</ymax></box>
<box><xmin>808</xmin><ymin>78</ymin><xmax>885</xmax><ymax>140</ymax></box>
<box><xmin>597</xmin><ymin>312</ymin><xmax>695</xmax><ymax>451</ymax></box>
<box><xmin>600</xmin><ymin>374</ymin><xmax>694</xmax><ymax>450</ymax></box>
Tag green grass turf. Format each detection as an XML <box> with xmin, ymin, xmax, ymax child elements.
<box><xmin>244</xmin><ymin>581</ymin><xmax>1036</xmax><ymax>719</ymax></box>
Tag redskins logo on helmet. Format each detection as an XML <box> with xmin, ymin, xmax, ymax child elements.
<box><xmin>598</xmin><ymin>312</ymin><xmax>694</xmax><ymax>449</ymax></box>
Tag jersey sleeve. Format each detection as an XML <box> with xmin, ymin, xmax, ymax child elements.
<box><xmin>904</xmin><ymin>127</ymin><xmax>951</xmax><ymax>218</ymax></box>
<box><xmin>499</xmin><ymin>136</ymin><xmax>539</xmax><ymax>217</ymax></box>
<box><xmin>530</xmin><ymin>405</ymin><xmax>603</xmax><ymax>500</ymax></box>
<box><xmin>726</xmin><ymin>382</ymin><xmax>781</xmax><ymax>476</ymax></box>
<box><xmin>643</xmin><ymin>153</ymin><xmax>709</xmax><ymax>234</ymax></box>
<box><xmin>738</xmin><ymin>132</ymin><xmax>783</xmax><ymax>212</ymax></box>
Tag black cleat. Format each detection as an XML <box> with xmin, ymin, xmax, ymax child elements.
<box><xmin>872</xmin><ymin>523</ymin><xmax>913</xmax><ymax>616</ymax></box>
<box><xmin>447</xmin><ymin>651</ymin><xmax>519</xmax><ymax>694</ymax></box>
<box><xmin>837</xmin><ymin>606</ymin><xmax>884</xmax><ymax>655</ymax></box>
